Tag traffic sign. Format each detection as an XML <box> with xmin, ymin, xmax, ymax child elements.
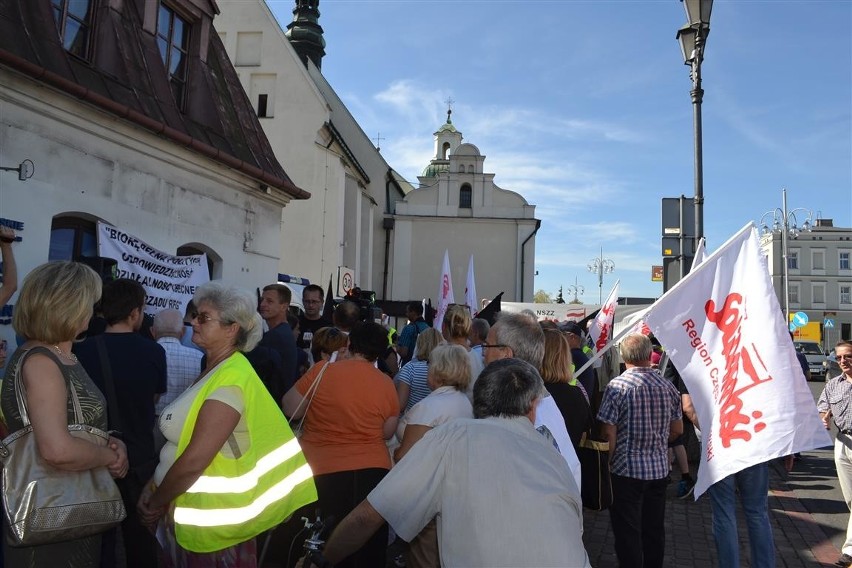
<box><xmin>825</xmin><ymin>318</ymin><xmax>836</xmax><ymax>329</ymax></box>
<box><xmin>791</xmin><ymin>311</ymin><xmax>809</xmax><ymax>329</ymax></box>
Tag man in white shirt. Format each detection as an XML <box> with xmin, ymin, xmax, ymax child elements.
<box><xmin>483</xmin><ymin>312</ymin><xmax>582</xmax><ymax>490</ymax></box>
<box><xmin>312</xmin><ymin>358</ymin><xmax>590</xmax><ymax>568</ymax></box>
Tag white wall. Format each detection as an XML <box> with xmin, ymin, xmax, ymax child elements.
<box><xmin>0</xmin><ymin>69</ymin><xmax>288</xmax><ymax>354</ymax></box>
<box><xmin>216</xmin><ymin>0</ymin><xmax>347</xmax><ymax>286</ymax></box>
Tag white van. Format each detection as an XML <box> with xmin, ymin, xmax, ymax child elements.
<box><xmin>794</xmin><ymin>340</ymin><xmax>828</xmax><ymax>380</ymax></box>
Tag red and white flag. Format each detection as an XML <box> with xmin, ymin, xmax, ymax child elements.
<box><xmin>434</xmin><ymin>250</ymin><xmax>455</xmax><ymax>331</ymax></box>
<box><xmin>464</xmin><ymin>255</ymin><xmax>478</xmax><ymax>317</ymax></box>
<box><xmin>588</xmin><ymin>281</ymin><xmax>619</xmax><ymax>368</ymax></box>
<box><xmin>644</xmin><ymin>224</ymin><xmax>830</xmax><ymax>498</ymax></box>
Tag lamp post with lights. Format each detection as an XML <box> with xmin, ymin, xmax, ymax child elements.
<box><xmin>676</xmin><ymin>0</ymin><xmax>713</xmax><ymax>257</ymax></box>
<box><xmin>758</xmin><ymin>188</ymin><xmax>814</xmax><ymax>325</ymax></box>
<box><xmin>588</xmin><ymin>250</ymin><xmax>615</xmax><ymax>305</ymax></box>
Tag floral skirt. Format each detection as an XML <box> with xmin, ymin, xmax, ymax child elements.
<box><xmin>157</xmin><ymin>514</ymin><xmax>257</xmax><ymax>568</ymax></box>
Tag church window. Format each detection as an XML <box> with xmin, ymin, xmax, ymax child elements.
<box><xmin>157</xmin><ymin>3</ymin><xmax>190</xmax><ymax>107</ymax></box>
<box><xmin>52</xmin><ymin>0</ymin><xmax>95</xmax><ymax>59</ymax></box>
<box><xmin>460</xmin><ymin>184</ymin><xmax>472</xmax><ymax>209</ymax></box>
<box><xmin>442</xmin><ymin>142</ymin><xmax>451</xmax><ymax>160</ymax></box>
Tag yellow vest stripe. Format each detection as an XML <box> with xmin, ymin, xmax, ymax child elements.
<box><xmin>185</xmin><ymin>438</ymin><xmax>303</xmax><ymax>494</ymax></box>
<box><xmin>174</xmin><ymin>463</ymin><xmax>313</xmax><ymax>527</ymax></box>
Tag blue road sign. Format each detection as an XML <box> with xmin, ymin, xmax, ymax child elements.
<box><xmin>825</xmin><ymin>318</ymin><xmax>836</xmax><ymax>328</ymax></box>
<box><xmin>792</xmin><ymin>311</ymin><xmax>809</xmax><ymax>328</ymax></box>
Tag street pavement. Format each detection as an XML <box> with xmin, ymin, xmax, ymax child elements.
<box><xmin>582</xmin><ymin>378</ymin><xmax>849</xmax><ymax>567</ymax></box>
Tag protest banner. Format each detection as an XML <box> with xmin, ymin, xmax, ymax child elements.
<box><xmin>643</xmin><ymin>223</ymin><xmax>830</xmax><ymax>498</ymax></box>
<box><xmin>97</xmin><ymin>222</ymin><xmax>209</xmax><ymax>316</ymax></box>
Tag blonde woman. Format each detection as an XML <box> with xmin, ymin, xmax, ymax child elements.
<box><xmin>541</xmin><ymin>329</ymin><xmax>591</xmax><ymax>451</ymax></box>
<box><xmin>394</xmin><ymin>344</ymin><xmax>473</xmax><ymax>568</ymax></box>
<box><xmin>394</xmin><ymin>327</ymin><xmax>443</xmax><ymax>414</ymax></box>
<box><xmin>1</xmin><ymin>261</ymin><xmax>128</xmax><ymax>567</ymax></box>
<box><xmin>441</xmin><ymin>304</ymin><xmax>484</xmax><ymax>396</ymax></box>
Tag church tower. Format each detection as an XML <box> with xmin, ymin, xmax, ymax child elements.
<box><xmin>285</xmin><ymin>0</ymin><xmax>326</xmax><ymax>69</ymax></box>
<box><xmin>421</xmin><ymin>106</ymin><xmax>463</xmax><ymax>179</ymax></box>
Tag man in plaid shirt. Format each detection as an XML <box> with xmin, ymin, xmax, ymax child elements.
<box><xmin>818</xmin><ymin>339</ymin><xmax>852</xmax><ymax>568</ymax></box>
<box><xmin>598</xmin><ymin>333</ymin><xmax>682</xmax><ymax>568</ymax></box>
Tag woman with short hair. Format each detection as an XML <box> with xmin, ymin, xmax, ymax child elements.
<box><xmin>282</xmin><ymin>322</ymin><xmax>399</xmax><ymax>568</ymax></box>
<box><xmin>1</xmin><ymin>261</ymin><xmax>129</xmax><ymax>567</ymax></box>
<box><xmin>137</xmin><ymin>282</ymin><xmax>316</xmax><ymax>567</ymax></box>
<box><xmin>393</xmin><ymin>343</ymin><xmax>473</xmax><ymax>568</ymax></box>
<box><xmin>309</xmin><ymin>326</ymin><xmax>349</xmax><ymax>365</ymax></box>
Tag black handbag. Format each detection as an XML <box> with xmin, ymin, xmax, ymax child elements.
<box><xmin>577</xmin><ymin>427</ymin><xmax>613</xmax><ymax>511</ymax></box>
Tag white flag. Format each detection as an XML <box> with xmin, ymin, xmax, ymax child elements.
<box><xmin>464</xmin><ymin>255</ymin><xmax>478</xmax><ymax>317</ymax></box>
<box><xmin>588</xmin><ymin>281</ymin><xmax>619</xmax><ymax>368</ymax></box>
<box><xmin>644</xmin><ymin>224</ymin><xmax>830</xmax><ymax>498</ymax></box>
<box><xmin>434</xmin><ymin>250</ymin><xmax>455</xmax><ymax>331</ymax></box>
<box><xmin>691</xmin><ymin>237</ymin><xmax>708</xmax><ymax>271</ymax></box>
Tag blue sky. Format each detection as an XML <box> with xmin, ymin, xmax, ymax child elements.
<box><xmin>267</xmin><ymin>0</ymin><xmax>852</xmax><ymax>302</ymax></box>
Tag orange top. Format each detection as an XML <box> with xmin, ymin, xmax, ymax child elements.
<box><xmin>295</xmin><ymin>359</ymin><xmax>399</xmax><ymax>475</ymax></box>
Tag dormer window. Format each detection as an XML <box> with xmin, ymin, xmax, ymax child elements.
<box><xmin>52</xmin><ymin>0</ymin><xmax>94</xmax><ymax>59</ymax></box>
<box><xmin>157</xmin><ymin>4</ymin><xmax>190</xmax><ymax>107</ymax></box>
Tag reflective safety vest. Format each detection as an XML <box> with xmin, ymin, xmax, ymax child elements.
<box><xmin>582</xmin><ymin>344</ymin><xmax>593</xmax><ymax>357</ymax></box>
<box><xmin>173</xmin><ymin>353</ymin><xmax>317</xmax><ymax>553</ymax></box>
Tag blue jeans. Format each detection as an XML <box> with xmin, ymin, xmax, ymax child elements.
<box><xmin>708</xmin><ymin>462</ymin><xmax>775</xmax><ymax>568</ymax></box>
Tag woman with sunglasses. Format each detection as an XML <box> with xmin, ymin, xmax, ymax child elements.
<box><xmin>137</xmin><ymin>282</ymin><xmax>316</xmax><ymax>567</ymax></box>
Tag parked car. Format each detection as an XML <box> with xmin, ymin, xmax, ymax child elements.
<box><xmin>794</xmin><ymin>341</ymin><xmax>828</xmax><ymax>380</ymax></box>
<box><xmin>824</xmin><ymin>350</ymin><xmax>842</xmax><ymax>379</ymax></box>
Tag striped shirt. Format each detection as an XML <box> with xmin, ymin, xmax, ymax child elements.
<box><xmin>395</xmin><ymin>359</ymin><xmax>431</xmax><ymax>414</ymax></box>
<box><xmin>155</xmin><ymin>337</ymin><xmax>203</xmax><ymax>415</ymax></box>
<box><xmin>818</xmin><ymin>373</ymin><xmax>852</xmax><ymax>432</ymax></box>
<box><xmin>597</xmin><ymin>366</ymin><xmax>681</xmax><ymax>480</ymax></box>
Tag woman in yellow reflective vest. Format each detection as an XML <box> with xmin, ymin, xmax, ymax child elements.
<box><xmin>137</xmin><ymin>282</ymin><xmax>317</xmax><ymax>566</ymax></box>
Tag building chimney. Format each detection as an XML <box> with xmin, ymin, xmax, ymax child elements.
<box><xmin>816</xmin><ymin>218</ymin><xmax>834</xmax><ymax>228</ymax></box>
<box><xmin>285</xmin><ymin>0</ymin><xmax>326</xmax><ymax>70</ymax></box>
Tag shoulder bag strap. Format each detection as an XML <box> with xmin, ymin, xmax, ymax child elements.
<box><xmin>14</xmin><ymin>347</ymin><xmax>84</xmax><ymax>427</ymax></box>
<box><xmin>94</xmin><ymin>336</ymin><xmax>124</xmax><ymax>435</ymax></box>
<box><xmin>288</xmin><ymin>360</ymin><xmax>331</xmax><ymax>431</ymax></box>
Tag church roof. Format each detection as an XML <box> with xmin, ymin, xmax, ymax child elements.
<box><xmin>0</xmin><ymin>0</ymin><xmax>308</xmax><ymax>200</ymax></box>
<box><xmin>436</xmin><ymin>121</ymin><xmax>457</xmax><ymax>134</ymax></box>
<box><xmin>421</xmin><ymin>162</ymin><xmax>450</xmax><ymax>178</ymax></box>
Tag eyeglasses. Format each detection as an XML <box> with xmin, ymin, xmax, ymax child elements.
<box><xmin>837</xmin><ymin>355</ymin><xmax>852</xmax><ymax>361</ymax></box>
<box><xmin>192</xmin><ymin>312</ymin><xmax>227</xmax><ymax>325</ymax></box>
<box><xmin>482</xmin><ymin>344</ymin><xmax>507</xmax><ymax>350</ymax></box>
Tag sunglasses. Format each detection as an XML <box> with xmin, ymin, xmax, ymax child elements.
<box><xmin>192</xmin><ymin>312</ymin><xmax>228</xmax><ymax>325</ymax></box>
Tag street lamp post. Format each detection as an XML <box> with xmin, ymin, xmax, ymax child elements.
<box><xmin>567</xmin><ymin>276</ymin><xmax>585</xmax><ymax>303</ymax></box>
<box><xmin>677</xmin><ymin>0</ymin><xmax>713</xmax><ymax>258</ymax></box>
<box><xmin>758</xmin><ymin>188</ymin><xmax>814</xmax><ymax>325</ymax></box>
<box><xmin>587</xmin><ymin>249</ymin><xmax>615</xmax><ymax>305</ymax></box>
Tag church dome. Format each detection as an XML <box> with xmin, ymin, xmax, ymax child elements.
<box><xmin>421</xmin><ymin>161</ymin><xmax>449</xmax><ymax>178</ymax></box>
<box><xmin>436</xmin><ymin>121</ymin><xmax>457</xmax><ymax>134</ymax></box>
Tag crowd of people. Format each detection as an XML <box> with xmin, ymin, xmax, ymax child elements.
<box><xmin>1</xmin><ymin>248</ymin><xmax>852</xmax><ymax>567</ymax></box>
